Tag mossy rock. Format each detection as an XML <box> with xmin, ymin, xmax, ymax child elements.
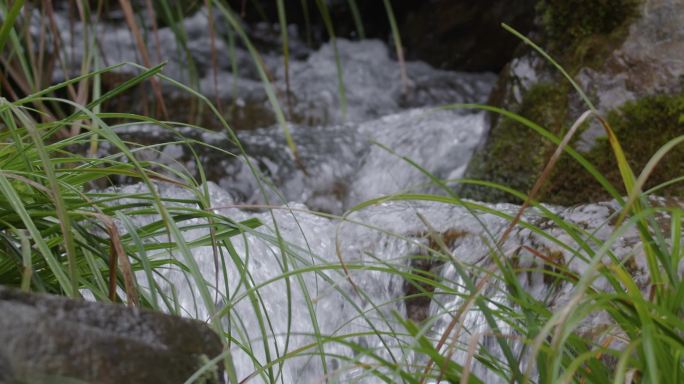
<box><xmin>537</xmin><ymin>0</ymin><xmax>640</xmax><ymax>55</ymax></box>
<box><xmin>464</xmin><ymin>91</ymin><xmax>684</xmax><ymax>204</ymax></box>
<box><xmin>534</xmin><ymin>0</ymin><xmax>641</xmax><ymax>72</ymax></box>
<box><xmin>460</xmin><ymin>0</ymin><xmax>684</xmax><ymax>205</ymax></box>
<box><xmin>543</xmin><ymin>94</ymin><xmax>684</xmax><ymax>204</ymax></box>
<box><xmin>463</xmin><ymin>83</ymin><xmax>571</xmax><ymax>203</ymax></box>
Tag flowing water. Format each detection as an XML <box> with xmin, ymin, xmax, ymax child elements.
<box><xmin>45</xmin><ymin>6</ymin><xmax>654</xmax><ymax>383</ymax></box>
<box><xmin>118</xmin><ymin>182</ymin><xmax>645</xmax><ymax>383</ymax></box>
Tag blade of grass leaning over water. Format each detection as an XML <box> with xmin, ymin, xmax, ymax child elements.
<box><xmin>0</xmin><ymin>0</ymin><xmax>25</xmax><ymax>53</ymax></box>
<box><xmin>346</xmin><ymin>0</ymin><xmax>365</xmax><ymax>39</ymax></box>
<box><xmin>276</xmin><ymin>0</ymin><xmax>294</xmax><ymax>119</ymax></box>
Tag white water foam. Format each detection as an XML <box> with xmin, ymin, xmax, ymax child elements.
<box><xmin>114</xmin><ymin>181</ymin><xmax>650</xmax><ymax>383</ymax></box>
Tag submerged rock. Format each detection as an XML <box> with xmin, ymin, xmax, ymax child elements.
<box><xmin>0</xmin><ymin>286</ymin><xmax>224</xmax><ymax>384</ymax></box>
<box><xmin>103</xmin><ymin>107</ymin><xmax>487</xmax><ymax>214</ymax></box>
<box><xmin>461</xmin><ymin>0</ymin><xmax>684</xmax><ymax>205</ymax></box>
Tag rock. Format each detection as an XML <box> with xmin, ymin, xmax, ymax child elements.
<box><xmin>0</xmin><ymin>286</ymin><xmax>224</xmax><ymax>384</ymax></box>
<box><xmin>461</xmin><ymin>0</ymin><xmax>684</xmax><ymax>205</ymax></box>
<box><xmin>227</xmin><ymin>0</ymin><xmax>538</xmax><ymax>72</ymax></box>
<box><xmin>395</xmin><ymin>0</ymin><xmax>537</xmax><ymax>72</ymax></box>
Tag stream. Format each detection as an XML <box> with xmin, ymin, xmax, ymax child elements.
<box><xmin>46</xmin><ymin>6</ymin><xmax>650</xmax><ymax>383</ymax></box>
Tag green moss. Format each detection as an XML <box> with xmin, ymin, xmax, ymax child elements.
<box><xmin>544</xmin><ymin>94</ymin><xmax>684</xmax><ymax>204</ymax></box>
<box><xmin>537</xmin><ymin>0</ymin><xmax>640</xmax><ymax>48</ymax></box>
<box><xmin>461</xmin><ymin>83</ymin><xmax>570</xmax><ymax>202</ymax></box>
<box><xmin>464</xmin><ymin>90</ymin><xmax>684</xmax><ymax>205</ymax></box>
<box><xmin>536</xmin><ymin>0</ymin><xmax>641</xmax><ymax>70</ymax></box>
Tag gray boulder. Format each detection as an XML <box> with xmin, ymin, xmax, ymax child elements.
<box><xmin>0</xmin><ymin>286</ymin><xmax>224</xmax><ymax>384</ymax></box>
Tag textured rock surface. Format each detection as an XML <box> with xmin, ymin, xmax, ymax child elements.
<box><xmin>461</xmin><ymin>0</ymin><xmax>684</xmax><ymax>205</ymax></box>
<box><xmin>0</xmin><ymin>286</ymin><xmax>224</xmax><ymax>384</ymax></box>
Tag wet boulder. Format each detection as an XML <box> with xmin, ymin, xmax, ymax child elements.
<box><xmin>461</xmin><ymin>0</ymin><xmax>684</xmax><ymax>205</ymax></box>
<box><xmin>0</xmin><ymin>286</ymin><xmax>224</xmax><ymax>384</ymax></box>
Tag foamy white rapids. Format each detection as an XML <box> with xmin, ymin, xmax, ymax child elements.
<box><xmin>115</xmin><ymin>182</ymin><xmax>651</xmax><ymax>383</ymax></box>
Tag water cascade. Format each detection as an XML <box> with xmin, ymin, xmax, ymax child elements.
<box><xmin>42</xmin><ymin>5</ymin><xmax>660</xmax><ymax>383</ymax></box>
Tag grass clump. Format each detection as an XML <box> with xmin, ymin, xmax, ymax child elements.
<box><xmin>0</xmin><ymin>68</ymin><xmax>259</xmax><ymax>304</ymax></box>
<box><xmin>439</xmin><ymin>24</ymin><xmax>684</xmax><ymax>382</ymax></box>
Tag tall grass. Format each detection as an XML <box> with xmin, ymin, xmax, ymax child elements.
<box><xmin>0</xmin><ymin>2</ymin><xmax>682</xmax><ymax>384</ymax></box>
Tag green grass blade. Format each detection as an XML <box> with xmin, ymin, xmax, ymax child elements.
<box><xmin>346</xmin><ymin>0</ymin><xmax>365</xmax><ymax>39</ymax></box>
<box><xmin>0</xmin><ymin>0</ymin><xmax>26</xmax><ymax>58</ymax></box>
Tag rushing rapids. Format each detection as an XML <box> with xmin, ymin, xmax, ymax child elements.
<box><xmin>41</xmin><ymin>5</ymin><xmax>666</xmax><ymax>383</ymax></box>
